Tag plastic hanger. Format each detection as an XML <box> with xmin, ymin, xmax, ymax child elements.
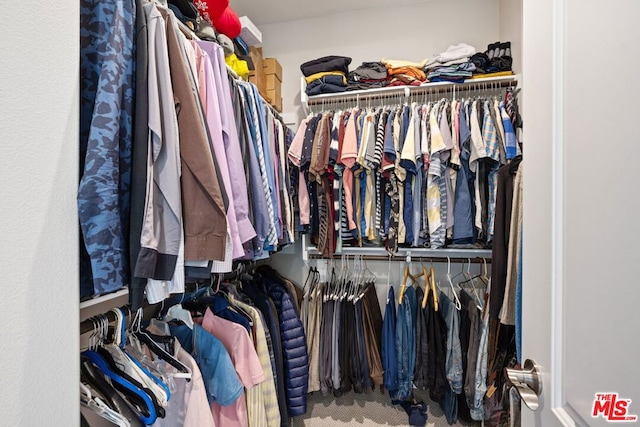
<box><xmin>165</xmin><ymin>304</ymin><xmax>194</xmax><ymax>329</ymax></box>
<box><xmin>81</xmin><ymin>350</ymin><xmax>158</xmax><ymax>425</ymax></box>
<box><xmin>105</xmin><ymin>310</ymin><xmax>170</xmax><ymax>408</ymax></box>
<box><xmin>80</xmin><ymin>382</ymin><xmax>131</xmax><ymax>427</ymax></box>
<box><xmin>83</xmin><ymin>314</ymin><xmax>159</xmax><ymax>423</ymax></box>
<box><xmin>129</xmin><ymin>308</ymin><xmax>192</xmax><ymax>381</ymax></box>
<box><xmin>479</xmin><ymin>257</ymin><xmax>490</xmax><ymax>286</ymax></box>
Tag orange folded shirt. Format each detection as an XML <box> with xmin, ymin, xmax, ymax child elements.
<box><xmin>386</xmin><ymin>66</ymin><xmax>426</xmax><ymax>81</ymax></box>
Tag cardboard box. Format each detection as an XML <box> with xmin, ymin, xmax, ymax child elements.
<box><xmin>248</xmin><ymin>47</ymin><xmax>267</xmax><ymax>99</ymax></box>
<box><xmin>265</xmin><ymin>74</ymin><xmax>281</xmax><ymax>91</ymax></box>
<box><xmin>270</xmin><ymin>97</ymin><xmax>283</xmax><ymax>113</ymax></box>
<box><xmin>263</xmin><ymin>58</ymin><xmax>282</xmax><ymax>82</ymax></box>
<box><xmin>267</xmin><ymin>87</ymin><xmax>281</xmax><ymax>106</ymax></box>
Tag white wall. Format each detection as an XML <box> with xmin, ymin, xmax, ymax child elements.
<box><xmin>0</xmin><ymin>0</ymin><xmax>79</xmax><ymax>425</ymax></box>
<box><xmin>499</xmin><ymin>0</ymin><xmax>523</xmax><ymax>74</ymax></box>
<box><xmin>260</xmin><ymin>0</ymin><xmax>500</xmax><ymax>121</ymax></box>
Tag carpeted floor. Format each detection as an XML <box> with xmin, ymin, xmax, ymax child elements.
<box><xmin>292</xmin><ymin>389</ymin><xmax>481</xmax><ymax>426</ymax></box>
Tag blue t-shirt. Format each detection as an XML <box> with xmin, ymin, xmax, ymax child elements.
<box><xmin>169</xmin><ymin>323</ymin><xmax>243</xmax><ymax>406</ymax></box>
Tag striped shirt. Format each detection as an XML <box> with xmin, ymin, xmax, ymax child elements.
<box><xmin>482</xmin><ymin>100</ymin><xmax>501</xmax><ymax>242</ymax></box>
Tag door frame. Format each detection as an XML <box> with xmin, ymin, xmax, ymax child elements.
<box><xmin>522</xmin><ymin>0</ymin><xmax>580</xmax><ymax>424</ymax></box>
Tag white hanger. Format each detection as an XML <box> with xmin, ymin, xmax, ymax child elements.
<box><xmin>80</xmin><ymin>382</ymin><xmax>92</xmax><ymax>401</ymax></box>
<box><xmin>110</xmin><ymin>308</ymin><xmax>124</xmax><ymax>348</ymax></box>
<box><xmin>165</xmin><ymin>304</ymin><xmax>194</xmax><ymax>329</ymax></box>
<box><xmin>447</xmin><ymin>257</ymin><xmax>462</xmax><ymax>310</ymax></box>
<box><xmin>104</xmin><ymin>310</ymin><xmax>170</xmax><ymax>407</ymax></box>
<box><xmin>81</xmin><ymin>385</ymin><xmax>131</xmax><ymax>427</ymax></box>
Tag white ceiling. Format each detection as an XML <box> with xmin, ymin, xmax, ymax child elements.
<box><xmin>230</xmin><ymin>0</ymin><xmax>429</xmax><ymax>26</ymax></box>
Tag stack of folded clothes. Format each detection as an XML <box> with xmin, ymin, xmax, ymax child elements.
<box><xmin>382</xmin><ymin>59</ymin><xmax>427</xmax><ymax>86</ymax></box>
<box><xmin>424</xmin><ymin>43</ymin><xmax>477</xmax><ymax>83</ymax></box>
<box><xmin>469</xmin><ymin>41</ymin><xmax>514</xmax><ymax>78</ymax></box>
<box><xmin>300</xmin><ymin>55</ymin><xmax>352</xmax><ymax>95</ymax></box>
<box><xmin>347</xmin><ymin>62</ymin><xmax>389</xmax><ymax>91</ymax></box>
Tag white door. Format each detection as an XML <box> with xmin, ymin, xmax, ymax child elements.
<box><xmin>522</xmin><ymin>0</ymin><xmax>640</xmax><ymax>426</ymax></box>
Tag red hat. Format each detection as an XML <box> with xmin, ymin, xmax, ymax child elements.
<box><xmin>193</xmin><ymin>0</ymin><xmax>228</xmax><ymax>24</ymax></box>
<box><xmin>213</xmin><ymin>7</ymin><xmax>241</xmax><ymax>39</ymax></box>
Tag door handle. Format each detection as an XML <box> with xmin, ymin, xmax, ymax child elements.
<box><xmin>504</xmin><ymin>359</ymin><xmax>542</xmax><ymax>411</ymax></box>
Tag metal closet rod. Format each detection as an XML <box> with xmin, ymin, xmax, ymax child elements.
<box><xmin>79</xmin><ymin>267</ymin><xmax>256</xmax><ymax>335</ymax></box>
<box><xmin>80</xmin><ymin>305</ymin><xmax>133</xmax><ymax>335</ymax></box>
<box><xmin>307</xmin><ymin>254</ymin><xmax>491</xmax><ymax>263</ymax></box>
<box><xmin>306</xmin><ymin>77</ymin><xmax>517</xmax><ymax>107</ymax></box>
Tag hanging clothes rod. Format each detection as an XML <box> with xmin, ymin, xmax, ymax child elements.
<box><xmin>302</xmin><ymin>74</ymin><xmax>518</xmax><ymax>112</ymax></box>
<box><xmin>306</xmin><ymin>246</ymin><xmax>492</xmax><ymax>263</ymax></box>
<box><xmin>307</xmin><ymin>253</ymin><xmax>491</xmax><ymax>263</ymax></box>
<box><xmin>80</xmin><ymin>305</ymin><xmax>133</xmax><ymax>335</ymax></box>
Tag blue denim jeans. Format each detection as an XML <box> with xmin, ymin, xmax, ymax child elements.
<box><xmin>441</xmin><ymin>386</ymin><xmax>459</xmax><ymax>425</ymax></box>
<box><xmin>395</xmin><ymin>286</ymin><xmax>417</xmax><ymax>401</ymax></box>
<box><xmin>471</xmin><ymin>314</ymin><xmax>489</xmax><ymax>421</ymax></box>
<box><xmin>440</xmin><ymin>292</ymin><xmax>464</xmax><ymax>394</ymax></box>
<box><xmin>382</xmin><ymin>287</ymin><xmax>398</xmax><ymax>393</ymax></box>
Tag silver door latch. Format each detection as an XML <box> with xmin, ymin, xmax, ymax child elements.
<box><xmin>505</xmin><ymin>359</ymin><xmax>542</xmax><ymax>410</ymax></box>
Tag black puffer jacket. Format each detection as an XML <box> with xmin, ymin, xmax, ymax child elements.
<box><xmin>267</xmin><ymin>279</ymin><xmax>309</xmax><ymax>417</ymax></box>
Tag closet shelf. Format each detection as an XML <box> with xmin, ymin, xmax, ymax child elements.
<box><xmin>79</xmin><ymin>287</ymin><xmax>129</xmax><ymax>310</ymax></box>
<box><xmin>301</xmin><ymin>74</ymin><xmax>518</xmax><ymax>112</ymax></box>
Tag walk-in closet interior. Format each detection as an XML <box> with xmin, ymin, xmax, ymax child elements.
<box><xmin>76</xmin><ymin>0</ymin><xmax>524</xmax><ymax>425</ymax></box>
<box><xmin>4</xmin><ymin>0</ymin><xmax>640</xmax><ymax>426</ymax></box>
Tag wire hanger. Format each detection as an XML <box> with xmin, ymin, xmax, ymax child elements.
<box><xmin>446</xmin><ymin>257</ymin><xmax>461</xmax><ymax>310</ymax></box>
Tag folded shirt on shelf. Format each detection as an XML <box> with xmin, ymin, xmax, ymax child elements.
<box><xmin>305</xmin><ymin>71</ymin><xmax>347</xmax><ymax>84</ymax></box>
<box><xmin>386</xmin><ymin>65</ymin><xmax>426</xmax><ymax>83</ymax></box>
<box><xmin>389</xmin><ymin>76</ymin><xmax>421</xmax><ymax>86</ymax></box>
<box><xmin>300</xmin><ymin>55</ymin><xmax>352</xmax><ymax>77</ymax></box>
<box><xmin>381</xmin><ymin>58</ymin><xmax>429</xmax><ymax>69</ymax></box>
<box><xmin>423</xmin><ymin>57</ymin><xmax>470</xmax><ymax>71</ymax></box>
<box><xmin>346</xmin><ymin>80</ymin><xmax>389</xmax><ymax>91</ymax></box>
<box><xmin>306</xmin><ymin>74</ymin><xmax>348</xmax><ymax>95</ymax></box>
<box><xmin>426</xmin><ymin>62</ymin><xmax>475</xmax><ymax>82</ymax></box>
<box><xmin>302</xmin><ymin>43</ymin><xmax>515</xmax><ymax>98</ymax></box>
<box><xmin>427</xmin><ymin>76</ymin><xmax>466</xmax><ymax>84</ymax></box>
<box><xmin>425</xmin><ymin>43</ymin><xmax>477</xmax><ymax>68</ymax></box>
<box><xmin>349</xmin><ymin>61</ymin><xmax>388</xmax><ymax>81</ymax></box>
